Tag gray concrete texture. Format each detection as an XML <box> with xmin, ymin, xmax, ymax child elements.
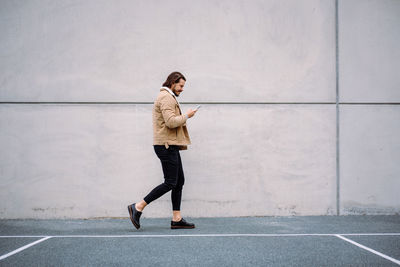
<box><xmin>0</xmin><ymin>216</ymin><xmax>400</xmax><ymax>266</ymax></box>
<box><xmin>339</xmin><ymin>0</ymin><xmax>400</xmax><ymax>103</ymax></box>
<box><xmin>0</xmin><ymin>0</ymin><xmax>399</xmax><ymax>218</ymax></box>
<box><xmin>0</xmin><ymin>0</ymin><xmax>336</xmax><ymax>103</ymax></box>
<box><xmin>340</xmin><ymin>105</ymin><xmax>400</xmax><ymax>215</ymax></box>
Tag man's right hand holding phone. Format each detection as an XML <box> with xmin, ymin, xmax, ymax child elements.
<box><xmin>186</xmin><ymin>105</ymin><xmax>201</xmax><ymax>119</ymax></box>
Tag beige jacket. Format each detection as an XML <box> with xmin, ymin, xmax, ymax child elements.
<box><xmin>152</xmin><ymin>88</ymin><xmax>191</xmax><ymax>150</ymax></box>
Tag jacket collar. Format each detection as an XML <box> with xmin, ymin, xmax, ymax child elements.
<box><xmin>160</xmin><ymin>86</ymin><xmax>175</xmax><ymax>97</ymax></box>
<box><xmin>160</xmin><ymin>87</ymin><xmax>182</xmax><ymax>113</ymax></box>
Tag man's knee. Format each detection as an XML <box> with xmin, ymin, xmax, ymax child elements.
<box><xmin>174</xmin><ymin>184</ymin><xmax>183</xmax><ymax>191</ymax></box>
<box><xmin>164</xmin><ymin>180</ymin><xmax>177</xmax><ymax>190</ymax></box>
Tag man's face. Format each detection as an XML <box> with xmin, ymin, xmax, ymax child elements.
<box><xmin>171</xmin><ymin>79</ymin><xmax>185</xmax><ymax>97</ymax></box>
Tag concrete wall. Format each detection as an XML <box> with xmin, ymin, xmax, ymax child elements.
<box><xmin>0</xmin><ymin>0</ymin><xmax>398</xmax><ymax>218</ymax></box>
<box><xmin>339</xmin><ymin>0</ymin><xmax>400</xmax><ymax>215</ymax></box>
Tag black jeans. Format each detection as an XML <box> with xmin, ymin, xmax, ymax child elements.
<box><xmin>143</xmin><ymin>145</ymin><xmax>185</xmax><ymax>211</ymax></box>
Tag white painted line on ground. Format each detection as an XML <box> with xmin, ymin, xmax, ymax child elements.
<box><xmin>0</xmin><ymin>238</ymin><xmax>49</xmax><ymax>240</ymax></box>
<box><xmin>342</xmin><ymin>233</ymin><xmax>400</xmax><ymax>236</ymax></box>
<box><xmin>0</xmin><ymin>238</ymin><xmax>48</xmax><ymax>240</ymax></box>
<box><xmin>335</xmin><ymin>234</ymin><xmax>400</xmax><ymax>266</ymax></box>
<box><xmin>25</xmin><ymin>234</ymin><xmax>336</xmax><ymax>238</ymax></box>
<box><xmin>0</xmin><ymin>236</ymin><xmax>52</xmax><ymax>261</ymax></box>
<box><xmin>0</xmin><ymin>233</ymin><xmax>399</xmax><ymax>238</ymax></box>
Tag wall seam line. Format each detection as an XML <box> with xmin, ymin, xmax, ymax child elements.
<box><xmin>335</xmin><ymin>0</ymin><xmax>341</xmax><ymax>216</ymax></box>
<box><xmin>1</xmin><ymin>102</ymin><xmax>399</xmax><ymax>105</ymax></box>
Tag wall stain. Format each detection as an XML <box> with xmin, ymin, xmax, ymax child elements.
<box><xmin>32</xmin><ymin>206</ymin><xmax>75</xmax><ymax>212</ymax></box>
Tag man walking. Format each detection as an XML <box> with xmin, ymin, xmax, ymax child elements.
<box><xmin>128</xmin><ymin>71</ymin><xmax>197</xmax><ymax>230</ymax></box>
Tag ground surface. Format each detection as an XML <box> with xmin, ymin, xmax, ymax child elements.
<box><xmin>0</xmin><ymin>215</ymin><xmax>399</xmax><ymax>266</ymax></box>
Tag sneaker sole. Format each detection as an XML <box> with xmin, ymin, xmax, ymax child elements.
<box><xmin>171</xmin><ymin>225</ymin><xmax>195</xmax><ymax>229</ymax></box>
<box><xmin>127</xmin><ymin>205</ymin><xmax>140</xmax><ymax>229</ymax></box>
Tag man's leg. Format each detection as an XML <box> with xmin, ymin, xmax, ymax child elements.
<box><xmin>141</xmin><ymin>146</ymin><xmax>179</xmax><ymax>210</ymax></box>
<box><xmin>128</xmin><ymin>146</ymin><xmax>179</xmax><ymax>229</ymax></box>
<box><xmin>172</xmin><ymin>151</ymin><xmax>185</xmax><ymax>221</ymax></box>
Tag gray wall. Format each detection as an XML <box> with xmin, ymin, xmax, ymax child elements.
<box><xmin>339</xmin><ymin>0</ymin><xmax>400</xmax><ymax>215</ymax></box>
<box><xmin>0</xmin><ymin>0</ymin><xmax>399</xmax><ymax>218</ymax></box>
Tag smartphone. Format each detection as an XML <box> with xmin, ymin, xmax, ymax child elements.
<box><xmin>195</xmin><ymin>105</ymin><xmax>201</xmax><ymax>111</ymax></box>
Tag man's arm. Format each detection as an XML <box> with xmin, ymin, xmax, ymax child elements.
<box><xmin>160</xmin><ymin>96</ymin><xmax>188</xmax><ymax>129</ymax></box>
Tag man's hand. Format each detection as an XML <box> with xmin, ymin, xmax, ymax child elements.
<box><xmin>186</xmin><ymin>108</ymin><xmax>197</xmax><ymax>118</ymax></box>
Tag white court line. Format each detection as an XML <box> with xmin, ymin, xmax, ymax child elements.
<box><xmin>0</xmin><ymin>234</ymin><xmax>399</xmax><ymax>262</ymax></box>
<box><xmin>0</xmin><ymin>236</ymin><xmax>52</xmax><ymax>261</ymax></box>
<box><xmin>1</xmin><ymin>234</ymin><xmax>334</xmax><ymax>238</ymax></box>
<box><xmin>343</xmin><ymin>233</ymin><xmax>400</xmax><ymax>236</ymax></box>
<box><xmin>335</xmin><ymin>234</ymin><xmax>400</xmax><ymax>266</ymax></box>
<box><xmin>0</xmin><ymin>233</ymin><xmax>399</xmax><ymax>238</ymax></box>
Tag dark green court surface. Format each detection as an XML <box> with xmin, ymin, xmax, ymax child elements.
<box><xmin>0</xmin><ymin>216</ymin><xmax>399</xmax><ymax>266</ymax></box>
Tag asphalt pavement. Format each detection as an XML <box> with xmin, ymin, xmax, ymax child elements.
<box><xmin>0</xmin><ymin>215</ymin><xmax>399</xmax><ymax>266</ymax></box>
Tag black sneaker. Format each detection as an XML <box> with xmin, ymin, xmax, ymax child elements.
<box><xmin>171</xmin><ymin>218</ymin><xmax>195</xmax><ymax>229</ymax></box>
<box><xmin>128</xmin><ymin>203</ymin><xmax>142</xmax><ymax>229</ymax></box>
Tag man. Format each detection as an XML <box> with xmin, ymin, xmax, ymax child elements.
<box><xmin>128</xmin><ymin>71</ymin><xmax>197</xmax><ymax>230</ymax></box>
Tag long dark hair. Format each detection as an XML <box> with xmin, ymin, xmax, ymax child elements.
<box><xmin>162</xmin><ymin>72</ymin><xmax>186</xmax><ymax>88</ymax></box>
